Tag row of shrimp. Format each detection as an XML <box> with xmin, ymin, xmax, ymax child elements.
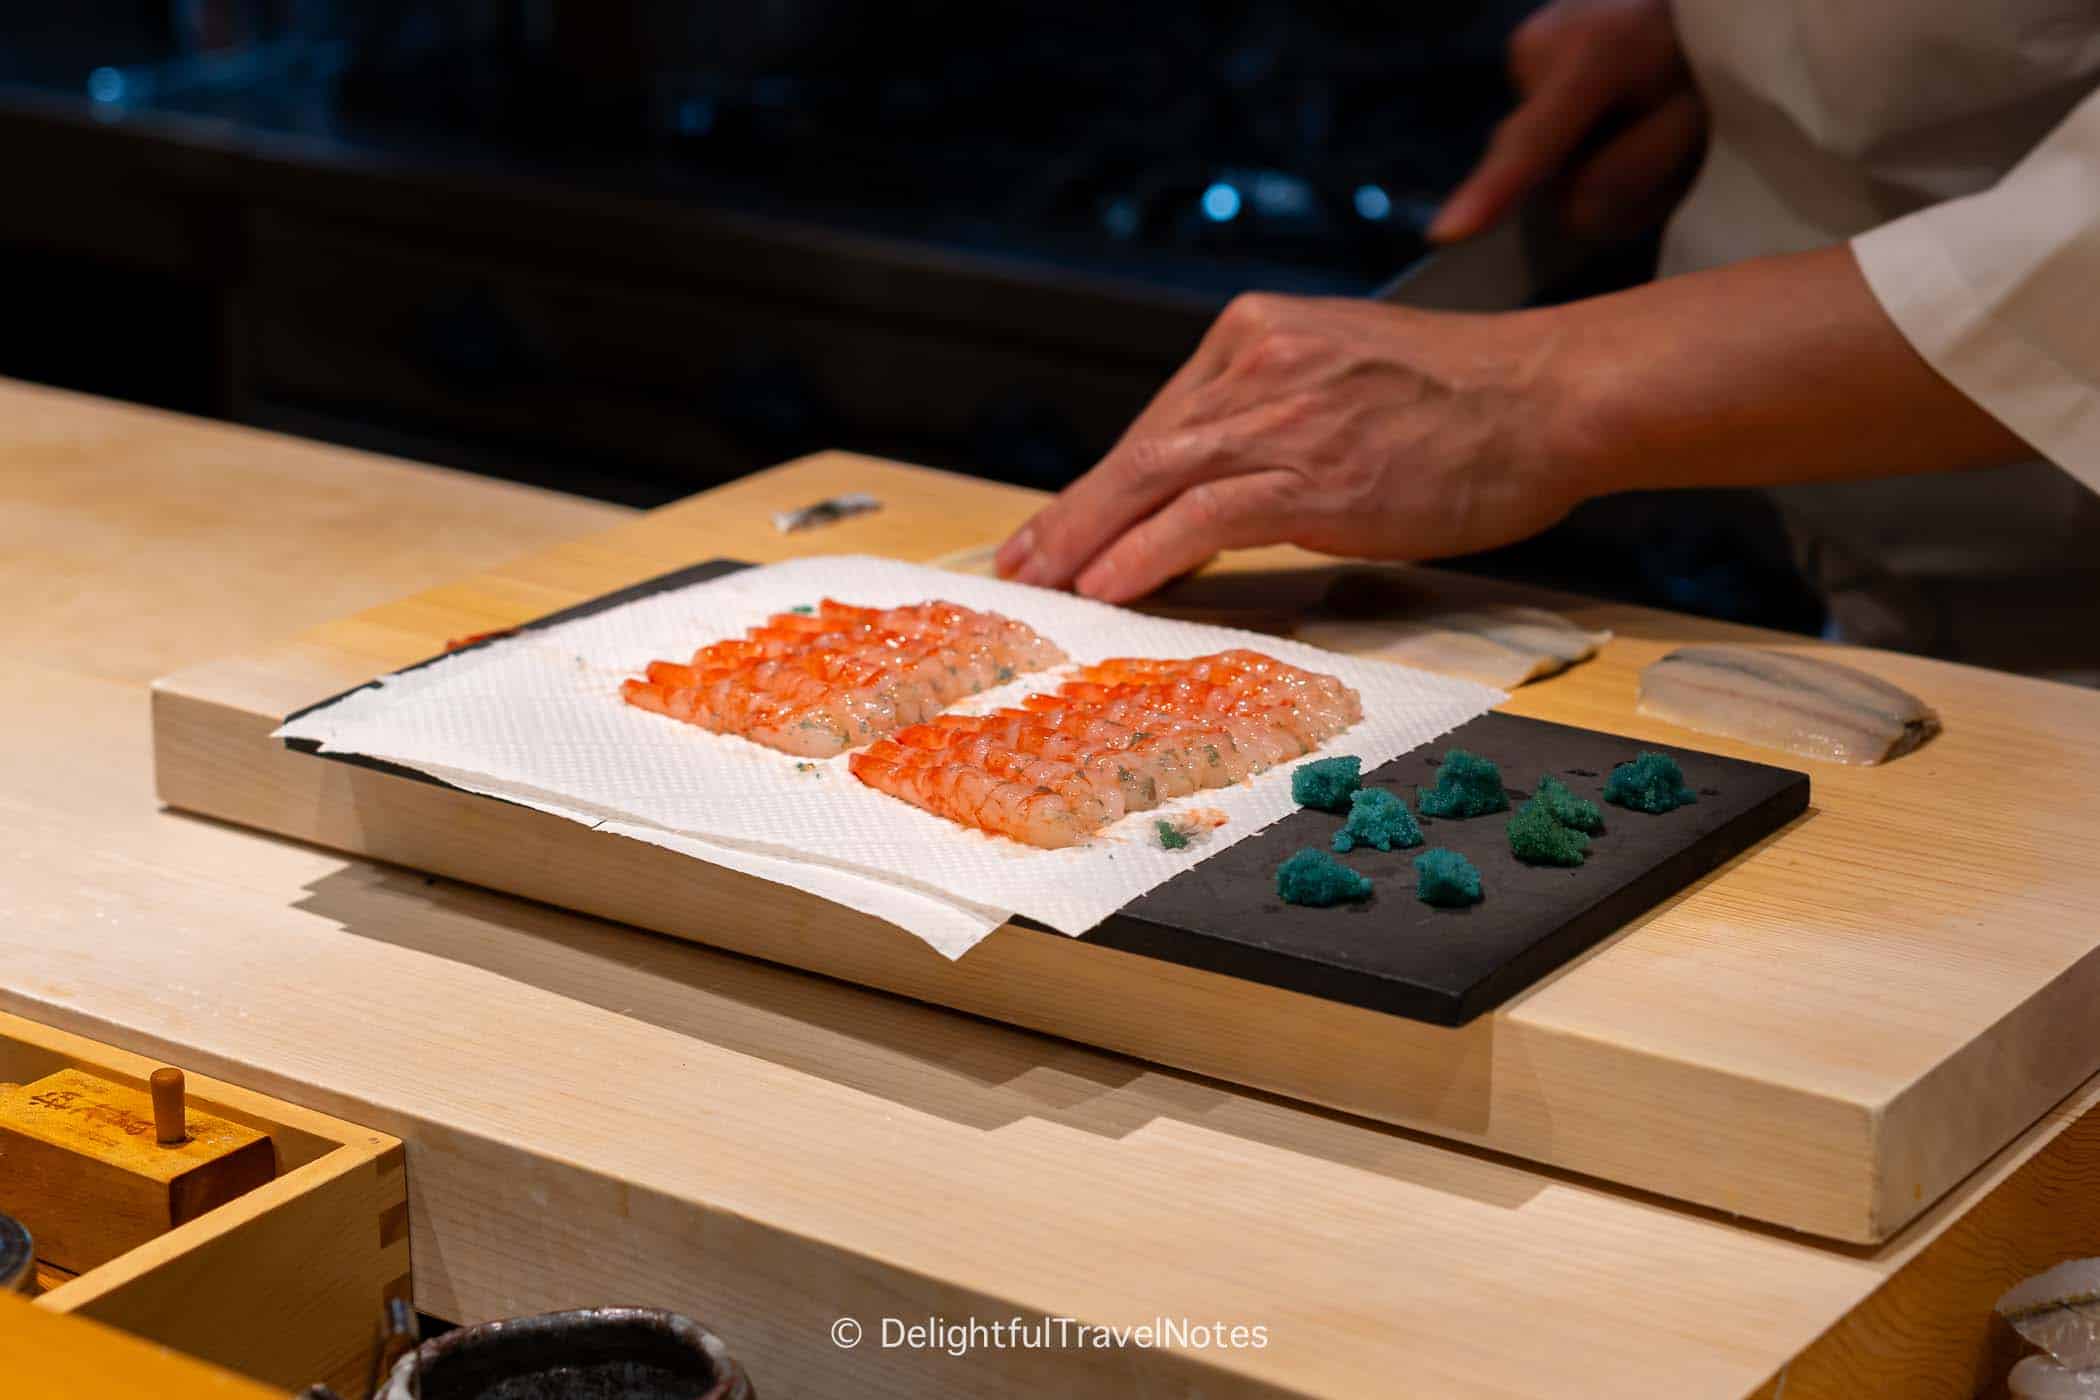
<box><xmin>848</xmin><ymin>649</ymin><xmax>1363</xmax><ymax>848</ymax></box>
<box><xmin>620</xmin><ymin>599</ymin><xmax>1065</xmax><ymax>757</ymax></box>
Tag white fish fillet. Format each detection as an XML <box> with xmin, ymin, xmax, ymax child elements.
<box><xmin>1298</xmin><ymin>606</ymin><xmax>1610</xmax><ymax>688</ymax></box>
<box><xmin>1638</xmin><ymin>645</ymin><xmax>1938</xmax><ymax>765</ymax></box>
<box><xmin>2000</xmin><ymin>1257</ymin><xmax>2100</xmax><ymax>1372</ymax></box>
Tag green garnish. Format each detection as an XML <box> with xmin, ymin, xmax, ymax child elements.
<box><xmin>1603</xmin><ymin>752</ymin><xmax>1698</xmax><ymax>814</ymax></box>
<box><xmin>1417</xmin><ymin>750</ymin><xmax>1509</xmax><ymax>818</ymax></box>
<box><xmin>1413</xmin><ymin>849</ymin><xmax>1484</xmax><ymax>907</ymax></box>
<box><xmin>1291</xmin><ymin>755</ymin><xmax>1362</xmax><ymax>812</ymax></box>
<box><xmin>1531</xmin><ymin>774</ymin><xmax>1604</xmax><ymax>833</ymax></box>
<box><xmin>1331</xmin><ymin>788</ymin><xmax>1423</xmax><ymax>853</ymax></box>
<box><xmin>1507</xmin><ymin>800</ymin><xmax>1590</xmax><ymax>867</ymax></box>
<box><xmin>1276</xmin><ymin>848</ymin><xmax>1373</xmax><ymax>906</ymax></box>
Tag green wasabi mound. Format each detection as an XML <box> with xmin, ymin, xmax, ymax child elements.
<box><xmin>1332</xmin><ymin>788</ymin><xmax>1423</xmax><ymax>853</ymax></box>
<box><xmin>1413</xmin><ymin>848</ymin><xmax>1484</xmax><ymax>907</ymax></box>
<box><xmin>1531</xmin><ymin>774</ymin><xmax>1604</xmax><ymax>834</ymax></box>
<box><xmin>1604</xmin><ymin>751</ymin><xmax>1698</xmax><ymax>814</ymax></box>
<box><xmin>1276</xmin><ymin>848</ymin><xmax>1374</xmax><ymax>906</ymax></box>
<box><xmin>1155</xmin><ymin>819</ymin><xmax>1190</xmax><ymax>850</ymax></box>
<box><xmin>1507</xmin><ymin>800</ymin><xmax>1590</xmax><ymax>867</ymax></box>
<box><xmin>1292</xmin><ymin>755</ymin><xmax>1363</xmax><ymax>812</ymax></box>
<box><xmin>1416</xmin><ymin>749</ymin><xmax>1509</xmax><ymax>818</ymax></box>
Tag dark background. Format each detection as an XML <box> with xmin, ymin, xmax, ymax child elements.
<box><xmin>0</xmin><ymin>1</ymin><xmax>1821</xmax><ymax>630</ymax></box>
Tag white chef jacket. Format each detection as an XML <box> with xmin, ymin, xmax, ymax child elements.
<box><xmin>1660</xmin><ymin>1</ymin><xmax>2100</xmax><ymax>679</ymax></box>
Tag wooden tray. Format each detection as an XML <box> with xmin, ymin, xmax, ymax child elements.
<box><xmin>2</xmin><ymin>1010</ymin><xmax>407</xmax><ymax>1396</ymax></box>
<box><xmin>282</xmin><ymin>559</ymin><xmax>1810</xmax><ymax>1027</ymax></box>
<box><xmin>149</xmin><ymin>453</ymin><xmax>2100</xmax><ymax>1244</ymax></box>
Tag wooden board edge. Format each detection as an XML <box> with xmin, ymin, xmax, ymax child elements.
<box><xmin>1746</xmin><ymin>1080</ymin><xmax>2100</xmax><ymax>1399</ymax></box>
<box><xmin>1870</xmin><ymin>936</ymin><xmax>2100</xmax><ymax>1238</ymax></box>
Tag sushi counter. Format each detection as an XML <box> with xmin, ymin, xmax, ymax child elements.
<box><xmin>6</xmin><ymin>372</ymin><xmax>2100</xmax><ymax>1397</ymax></box>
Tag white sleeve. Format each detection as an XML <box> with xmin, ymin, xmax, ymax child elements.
<box><xmin>1852</xmin><ymin>84</ymin><xmax>2100</xmax><ymax>491</ymax></box>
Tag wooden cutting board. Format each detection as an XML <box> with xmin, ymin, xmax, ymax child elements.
<box><xmin>282</xmin><ymin>558</ymin><xmax>1809</xmax><ymax>1027</ymax></box>
<box><xmin>150</xmin><ymin>452</ymin><xmax>2100</xmax><ymax>1244</ymax></box>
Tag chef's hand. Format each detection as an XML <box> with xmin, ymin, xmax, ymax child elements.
<box><xmin>993</xmin><ymin>293</ymin><xmax>1584</xmax><ymax>603</ymax></box>
<box><xmin>1429</xmin><ymin>0</ymin><xmax>1704</xmax><ymax>243</ymax></box>
<box><xmin>994</xmin><ymin>246</ymin><xmax>2032</xmax><ymax>604</ymax></box>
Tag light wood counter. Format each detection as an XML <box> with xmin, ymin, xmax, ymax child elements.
<box><xmin>2</xmin><ymin>376</ymin><xmax>2095</xmax><ymax>1397</ymax></box>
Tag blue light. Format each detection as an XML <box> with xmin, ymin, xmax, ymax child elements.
<box><xmin>1251</xmin><ymin>172</ymin><xmax>1312</xmax><ymax>218</ymax></box>
<box><xmin>1200</xmin><ymin>182</ymin><xmax>1242</xmax><ymax>223</ymax></box>
<box><xmin>1353</xmin><ymin>184</ymin><xmax>1393</xmax><ymax>221</ymax></box>
<box><xmin>676</xmin><ymin>97</ymin><xmax>715</xmax><ymax>136</ymax></box>
<box><xmin>87</xmin><ymin>67</ymin><xmax>125</xmax><ymax>104</ymax></box>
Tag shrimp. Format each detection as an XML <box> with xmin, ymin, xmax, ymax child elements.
<box><xmin>621</xmin><ymin>599</ymin><xmax>1065</xmax><ymax>755</ymax></box>
<box><xmin>848</xmin><ymin>649</ymin><xmax>1362</xmax><ymax>848</ymax></box>
<box><xmin>849</xmin><ymin>744</ymin><xmax>1093</xmax><ymax>848</ymax></box>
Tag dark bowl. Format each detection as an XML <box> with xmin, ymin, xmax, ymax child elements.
<box><xmin>379</xmin><ymin>1307</ymin><xmax>754</xmax><ymax>1400</ymax></box>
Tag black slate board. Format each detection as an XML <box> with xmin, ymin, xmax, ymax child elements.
<box><xmin>1083</xmin><ymin>712</ymin><xmax>1808</xmax><ymax>1025</ymax></box>
<box><xmin>283</xmin><ymin>558</ymin><xmax>1810</xmax><ymax>1029</ymax></box>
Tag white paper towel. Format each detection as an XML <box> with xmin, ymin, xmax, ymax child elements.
<box><xmin>279</xmin><ymin>555</ymin><xmax>1502</xmax><ymax>956</ymax></box>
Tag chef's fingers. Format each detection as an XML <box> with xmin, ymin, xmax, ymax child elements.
<box><xmin>994</xmin><ymin>377</ymin><xmax>1213</xmax><ymax>583</ymax></box>
<box><xmin>997</xmin><ymin>415</ymin><xmax>1248</xmax><ymax>589</ymax></box>
<box><xmin>1427</xmin><ymin>58</ymin><xmax>1625</xmax><ymax>243</ymax></box>
<box><xmin>994</xmin><ymin>356</ymin><xmax>1208</xmax><ymax>579</ymax></box>
<box><xmin>996</xmin><ymin>295</ymin><xmax>1293</xmax><ymax>582</ymax></box>
<box><xmin>1073</xmin><ymin>470</ymin><xmax>1307</xmax><ymax>604</ymax></box>
<box><xmin>1504</xmin><ymin>0</ymin><xmax>1582</xmax><ymax>97</ymax></box>
<box><xmin>1563</xmin><ymin>89</ymin><xmax>1705</xmax><ymax>237</ymax></box>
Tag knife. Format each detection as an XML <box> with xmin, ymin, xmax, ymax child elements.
<box><xmin>1373</xmin><ymin>194</ymin><xmax>1598</xmax><ymax>312</ymax></box>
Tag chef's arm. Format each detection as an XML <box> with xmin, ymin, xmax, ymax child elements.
<box><xmin>1549</xmin><ymin>242</ymin><xmax>2031</xmax><ymax>497</ymax></box>
<box><xmin>995</xmin><ymin>245</ymin><xmax>2033</xmax><ymax>605</ymax></box>
<box><xmin>1846</xmin><ymin>84</ymin><xmax>2100</xmax><ymax>496</ymax></box>
<box><xmin>1579</xmin><ymin>80</ymin><xmax>2100</xmax><ymax>504</ymax></box>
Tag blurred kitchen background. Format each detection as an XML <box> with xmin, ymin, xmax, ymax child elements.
<box><xmin>0</xmin><ymin>0</ymin><xmax>1823</xmax><ymax>632</ymax></box>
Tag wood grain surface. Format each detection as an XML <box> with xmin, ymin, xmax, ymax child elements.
<box><xmin>155</xmin><ymin>450</ymin><xmax>2100</xmax><ymax>1244</ymax></box>
<box><xmin>3</xmin><ymin>376</ymin><xmax>2095</xmax><ymax>1397</ymax></box>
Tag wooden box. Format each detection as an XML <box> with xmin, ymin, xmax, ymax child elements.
<box><xmin>1</xmin><ymin>1010</ymin><xmax>408</xmax><ymax>1396</ymax></box>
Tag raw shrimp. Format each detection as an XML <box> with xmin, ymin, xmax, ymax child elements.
<box><xmin>849</xmin><ymin>650</ymin><xmax>1361</xmax><ymax>848</ymax></box>
<box><xmin>620</xmin><ymin>598</ymin><xmax>1064</xmax><ymax>756</ymax></box>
